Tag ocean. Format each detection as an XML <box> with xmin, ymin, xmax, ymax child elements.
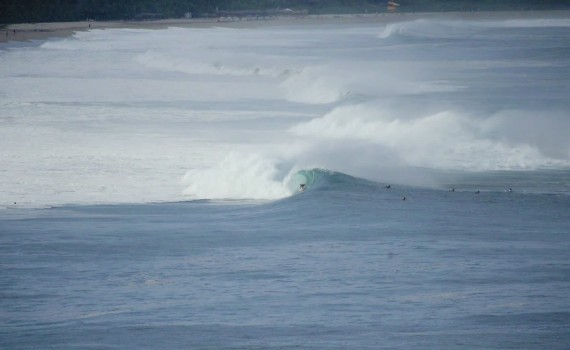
<box><xmin>1</xmin><ymin>13</ymin><xmax>570</xmax><ymax>349</ymax></box>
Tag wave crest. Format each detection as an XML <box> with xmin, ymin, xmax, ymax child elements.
<box><xmin>290</xmin><ymin>104</ymin><xmax>570</xmax><ymax>171</ymax></box>
<box><xmin>378</xmin><ymin>18</ymin><xmax>570</xmax><ymax>40</ymax></box>
<box><xmin>182</xmin><ymin>153</ymin><xmax>292</xmax><ymax>200</ymax></box>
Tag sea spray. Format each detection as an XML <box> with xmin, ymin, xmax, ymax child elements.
<box><xmin>182</xmin><ymin>153</ymin><xmax>292</xmax><ymax>200</ymax></box>
<box><xmin>1</xmin><ymin>15</ymin><xmax>569</xmax><ymax>206</ymax></box>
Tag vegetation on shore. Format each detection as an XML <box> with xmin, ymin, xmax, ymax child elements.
<box><xmin>2</xmin><ymin>0</ymin><xmax>570</xmax><ymax>24</ymax></box>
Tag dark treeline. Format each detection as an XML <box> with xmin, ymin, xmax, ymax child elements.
<box><xmin>2</xmin><ymin>0</ymin><xmax>570</xmax><ymax>24</ymax></box>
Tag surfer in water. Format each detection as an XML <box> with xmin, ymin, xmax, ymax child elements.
<box><xmin>299</xmin><ymin>184</ymin><xmax>306</xmax><ymax>192</ymax></box>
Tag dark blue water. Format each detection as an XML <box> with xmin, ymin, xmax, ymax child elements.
<box><xmin>2</xmin><ymin>171</ymin><xmax>569</xmax><ymax>349</ymax></box>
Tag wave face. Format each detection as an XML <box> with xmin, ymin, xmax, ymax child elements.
<box><xmin>1</xmin><ymin>14</ymin><xmax>570</xmax><ymax>206</ymax></box>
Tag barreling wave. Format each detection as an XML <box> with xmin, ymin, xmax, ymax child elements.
<box><xmin>292</xmin><ymin>168</ymin><xmax>378</xmax><ymax>191</ymax></box>
<box><xmin>288</xmin><ymin>168</ymin><xmax>332</xmax><ymax>191</ymax></box>
<box><xmin>182</xmin><ymin>161</ymin><xmax>374</xmax><ymax>201</ymax></box>
<box><xmin>183</xmin><ymin>99</ymin><xmax>570</xmax><ymax>201</ymax></box>
<box><xmin>180</xmin><ymin>148</ymin><xmax>373</xmax><ymax>201</ymax></box>
<box><xmin>180</xmin><ymin>153</ymin><xmax>318</xmax><ymax>201</ymax></box>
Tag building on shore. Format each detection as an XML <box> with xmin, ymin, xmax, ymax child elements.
<box><xmin>387</xmin><ymin>1</ymin><xmax>400</xmax><ymax>12</ymax></box>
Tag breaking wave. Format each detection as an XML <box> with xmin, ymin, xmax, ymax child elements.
<box><xmin>183</xmin><ymin>101</ymin><xmax>570</xmax><ymax>200</ymax></box>
<box><xmin>378</xmin><ymin>18</ymin><xmax>570</xmax><ymax>40</ymax></box>
<box><xmin>181</xmin><ymin>150</ymin><xmax>341</xmax><ymax>201</ymax></box>
<box><xmin>290</xmin><ymin>104</ymin><xmax>570</xmax><ymax>171</ymax></box>
<box><xmin>3</xmin><ymin>15</ymin><xmax>570</xmax><ymax>206</ymax></box>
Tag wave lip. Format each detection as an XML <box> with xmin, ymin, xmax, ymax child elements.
<box><xmin>181</xmin><ymin>150</ymin><xmax>361</xmax><ymax>201</ymax></box>
<box><xmin>288</xmin><ymin>168</ymin><xmax>333</xmax><ymax>191</ymax></box>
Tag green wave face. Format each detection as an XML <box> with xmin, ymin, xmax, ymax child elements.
<box><xmin>287</xmin><ymin>169</ymin><xmax>323</xmax><ymax>192</ymax></box>
<box><xmin>287</xmin><ymin>168</ymin><xmax>371</xmax><ymax>193</ymax></box>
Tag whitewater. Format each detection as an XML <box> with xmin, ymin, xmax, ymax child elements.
<box><xmin>1</xmin><ymin>12</ymin><xmax>570</xmax><ymax>350</ymax></box>
<box><xmin>1</xmin><ymin>14</ymin><xmax>569</xmax><ymax>207</ymax></box>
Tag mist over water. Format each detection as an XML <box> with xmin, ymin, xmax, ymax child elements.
<box><xmin>1</xmin><ymin>16</ymin><xmax>570</xmax><ymax>206</ymax></box>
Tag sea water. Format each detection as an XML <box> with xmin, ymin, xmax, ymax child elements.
<box><xmin>1</xmin><ymin>13</ymin><xmax>570</xmax><ymax>349</ymax></box>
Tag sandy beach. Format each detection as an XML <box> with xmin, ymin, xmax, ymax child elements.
<box><xmin>2</xmin><ymin>10</ymin><xmax>569</xmax><ymax>44</ymax></box>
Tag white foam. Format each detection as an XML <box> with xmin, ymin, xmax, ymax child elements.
<box><xmin>378</xmin><ymin>19</ymin><xmax>482</xmax><ymax>39</ymax></box>
<box><xmin>1</xmin><ymin>16</ymin><xmax>569</xmax><ymax>206</ymax></box>
<box><xmin>378</xmin><ymin>18</ymin><xmax>570</xmax><ymax>40</ymax></box>
<box><xmin>290</xmin><ymin>104</ymin><xmax>569</xmax><ymax>171</ymax></box>
<box><xmin>182</xmin><ymin>152</ymin><xmax>292</xmax><ymax>200</ymax></box>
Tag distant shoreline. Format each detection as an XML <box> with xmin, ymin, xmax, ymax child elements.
<box><xmin>2</xmin><ymin>10</ymin><xmax>569</xmax><ymax>44</ymax></box>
